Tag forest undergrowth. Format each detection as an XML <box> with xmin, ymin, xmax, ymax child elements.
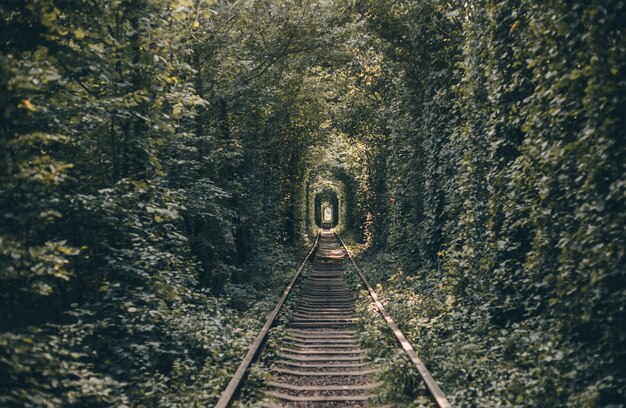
<box><xmin>349</xmin><ymin>254</ymin><xmax>612</xmax><ymax>407</ymax></box>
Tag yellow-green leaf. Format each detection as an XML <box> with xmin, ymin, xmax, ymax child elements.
<box><xmin>74</xmin><ymin>28</ymin><xmax>86</xmax><ymax>39</ymax></box>
<box><xmin>18</xmin><ymin>99</ymin><xmax>37</xmax><ymax>112</ymax></box>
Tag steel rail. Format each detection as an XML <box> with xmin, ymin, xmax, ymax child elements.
<box><xmin>215</xmin><ymin>233</ymin><xmax>320</xmax><ymax>408</ymax></box>
<box><xmin>336</xmin><ymin>233</ymin><xmax>452</xmax><ymax>408</ymax></box>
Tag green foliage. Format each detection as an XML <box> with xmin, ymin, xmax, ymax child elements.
<box><xmin>1</xmin><ymin>0</ymin><xmax>354</xmax><ymax>405</ymax></box>
<box><xmin>1</xmin><ymin>0</ymin><xmax>623</xmax><ymax>406</ymax></box>
<box><xmin>354</xmin><ymin>0</ymin><xmax>626</xmax><ymax>406</ymax></box>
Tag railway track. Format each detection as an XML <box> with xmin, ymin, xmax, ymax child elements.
<box><xmin>216</xmin><ymin>231</ymin><xmax>450</xmax><ymax>408</ymax></box>
<box><xmin>265</xmin><ymin>232</ymin><xmax>377</xmax><ymax>406</ymax></box>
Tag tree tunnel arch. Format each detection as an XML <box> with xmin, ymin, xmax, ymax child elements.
<box><xmin>306</xmin><ymin>176</ymin><xmax>349</xmax><ymax>236</ymax></box>
<box><xmin>314</xmin><ymin>189</ymin><xmax>339</xmax><ymax>228</ymax></box>
<box><xmin>294</xmin><ymin>137</ymin><xmax>369</xmax><ymax>243</ymax></box>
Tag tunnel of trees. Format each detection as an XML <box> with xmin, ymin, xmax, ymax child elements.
<box><xmin>1</xmin><ymin>0</ymin><xmax>624</xmax><ymax>406</ymax></box>
<box><xmin>314</xmin><ymin>189</ymin><xmax>339</xmax><ymax>228</ymax></box>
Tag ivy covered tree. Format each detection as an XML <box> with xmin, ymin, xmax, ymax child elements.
<box><xmin>355</xmin><ymin>0</ymin><xmax>626</xmax><ymax>405</ymax></box>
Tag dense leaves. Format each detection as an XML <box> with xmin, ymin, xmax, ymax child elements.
<box><xmin>0</xmin><ymin>0</ymin><xmax>349</xmax><ymax>405</ymax></box>
<box><xmin>354</xmin><ymin>0</ymin><xmax>626</xmax><ymax>406</ymax></box>
<box><xmin>1</xmin><ymin>0</ymin><xmax>624</xmax><ymax>406</ymax></box>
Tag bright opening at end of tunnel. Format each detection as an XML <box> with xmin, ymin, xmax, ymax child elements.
<box><xmin>312</xmin><ymin>187</ymin><xmax>341</xmax><ymax>231</ymax></box>
<box><xmin>323</xmin><ymin>206</ymin><xmax>332</xmax><ymax>223</ymax></box>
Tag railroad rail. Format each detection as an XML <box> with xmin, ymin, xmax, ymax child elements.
<box><xmin>216</xmin><ymin>230</ymin><xmax>450</xmax><ymax>407</ymax></box>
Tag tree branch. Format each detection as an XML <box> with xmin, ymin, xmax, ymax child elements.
<box><xmin>56</xmin><ymin>59</ymin><xmax>101</xmax><ymax>99</ymax></box>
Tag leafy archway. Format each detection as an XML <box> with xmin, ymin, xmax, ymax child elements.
<box><xmin>314</xmin><ymin>188</ymin><xmax>338</xmax><ymax>228</ymax></box>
